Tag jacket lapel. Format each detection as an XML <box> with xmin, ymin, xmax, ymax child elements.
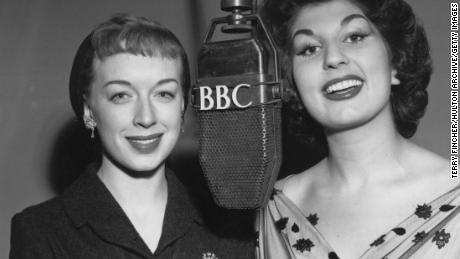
<box><xmin>62</xmin><ymin>164</ymin><xmax>152</xmax><ymax>258</ymax></box>
<box><xmin>61</xmin><ymin>165</ymin><xmax>202</xmax><ymax>258</ymax></box>
<box><xmin>155</xmin><ymin>168</ymin><xmax>203</xmax><ymax>255</ymax></box>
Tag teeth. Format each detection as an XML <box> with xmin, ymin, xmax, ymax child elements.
<box><xmin>131</xmin><ymin>138</ymin><xmax>156</xmax><ymax>144</ymax></box>
<box><xmin>326</xmin><ymin>79</ymin><xmax>362</xmax><ymax>94</ymax></box>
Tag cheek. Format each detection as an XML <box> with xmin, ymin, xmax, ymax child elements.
<box><xmin>292</xmin><ymin>57</ymin><xmax>321</xmax><ymax>87</ymax></box>
<box><xmin>365</xmin><ymin>43</ymin><xmax>393</xmax><ymax>79</ymax></box>
<box><xmin>293</xmin><ymin>62</ymin><xmax>321</xmax><ymax>103</ymax></box>
<box><xmin>364</xmin><ymin>56</ymin><xmax>393</xmax><ymax>97</ymax></box>
<box><xmin>163</xmin><ymin>115</ymin><xmax>182</xmax><ymax>130</ymax></box>
<box><xmin>156</xmin><ymin>102</ymin><xmax>183</xmax><ymax>129</ymax></box>
<box><xmin>93</xmin><ymin>105</ymin><xmax>132</xmax><ymax>134</ymax></box>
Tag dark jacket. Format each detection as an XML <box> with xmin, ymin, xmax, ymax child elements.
<box><xmin>10</xmin><ymin>167</ymin><xmax>254</xmax><ymax>259</ymax></box>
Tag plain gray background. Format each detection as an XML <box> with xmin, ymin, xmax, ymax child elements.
<box><xmin>0</xmin><ymin>0</ymin><xmax>454</xmax><ymax>256</ymax></box>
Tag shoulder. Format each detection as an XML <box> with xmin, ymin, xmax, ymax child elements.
<box><xmin>10</xmin><ymin>197</ymin><xmax>67</xmax><ymax>257</ymax></box>
<box><xmin>12</xmin><ymin>197</ymin><xmax>65</xmax><ymax>231</ymax></box>
<box><xmin>398</xmin><ymin>142</ymin><xmax>458</xmax><ymax>202</ymax></box>
<box><xmin>405</xmin><ymin>141</ymin><xmax>449</xmax><ymax>171</ymax></box>
<box><xmin>404</xmin><ymin>142</ymin><xmax>453</xmax><ymax>186</ymax></box>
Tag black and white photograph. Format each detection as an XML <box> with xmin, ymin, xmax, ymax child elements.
<box><xmin>0</xmin><ymin>0</ymin><xmax>457</xmax><ymax>258</ymax></box>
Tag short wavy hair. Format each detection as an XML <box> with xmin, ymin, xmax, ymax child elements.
<box><xmin>69</xmin><ymin>13</ymin><xmax>190</xmax><ymax>122</ymax></box>
<box><xmin>261</xmin><ymin>0</ymin><xmax>432</xmax><ymax>141</ymax></box>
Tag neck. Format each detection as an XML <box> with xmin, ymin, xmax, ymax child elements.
<box><xmin>97</xmin><ymin>157</ymin><xmax>168</xmax><ymax>211</ymax></box>
<box><xmin>323</xmin><ymin>107</ymin><xmax>411</xmax><ymax>189</ymax></box>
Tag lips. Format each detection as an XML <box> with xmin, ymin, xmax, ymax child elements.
<box><xmin>322</xmin><ymin>75</ymin><xmax>364</xmax><ymax>101</ymax></box>
<box><xmin>126</xmin><ymin>133</ymin><xmax>163</xmax><ymax>154</ymax></box>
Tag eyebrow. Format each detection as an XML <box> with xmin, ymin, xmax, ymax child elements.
<box><xmin>291</xmin><ymin>13</ymin><xmax>369</xmax><ymax>40</ymax></box>
<box><xmin>103</xmin><ymin>78</ymin><xmax>179</xmax><ymax>88</ymax></box>
<box><xmin>103</xmin><ymin>80</ymin><xmax>131</xmax><ymax>88</ymax></box>
<box><xmin>341</xmin><ymin>14</ymin><xmax>369</xmax><ymax>26</ymax></box>
<box><xmin>291</xmin><ymin>28</ymin><xmax>314</xmax><ymax>40</ymax></box>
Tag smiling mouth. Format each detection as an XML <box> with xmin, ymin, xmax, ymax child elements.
<box><xmin>126</xmin><ymin>133</ymin><xmax>163</xmax><ymax>153</ymax></box>
<box><xmin>324</xmin><ymin>79</ymin><xmax>363</xmax><ymax>94</ymax></box>
<box><xmin>130</xmin><ymin>138</ymin><xmax>157</xmax><ymax>144</ymax></box>
<box><xmin>322</xmin><ymin>76</ymin><xmax>364</xmax><ymax>101</ymax></box>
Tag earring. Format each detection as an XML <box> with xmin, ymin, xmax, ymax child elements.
<box><xmin>181</xmin><ymin>113</ymin><xmax>185</xmax><ymax>134</ymax></box>
<box><xmin>84</xmin><ymin>118</ymin><xmax>97</xmax><ymax>139</ymax></box>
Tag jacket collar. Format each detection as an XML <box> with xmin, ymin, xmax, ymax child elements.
<box><xmin>62</xmin><ymin>164</ymin><xmax>203</xmax><ymax>257</ymax></box>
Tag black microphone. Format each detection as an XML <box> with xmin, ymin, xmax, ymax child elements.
<box><xmin>193</xmin><ymin>0</ymin><xmax>282</xmax><ymax>209</ymax></box>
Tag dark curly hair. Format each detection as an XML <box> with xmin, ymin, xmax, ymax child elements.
<box><xmin>261</xmin><ymin>0</ymin><xmax>432</xmax><ymax>144</ymax></box>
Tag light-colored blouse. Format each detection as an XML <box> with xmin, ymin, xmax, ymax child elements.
<box><xmin>256</xmin><ymin>179</ymin><xmax>460</xmax><ymax>258</ymax></box>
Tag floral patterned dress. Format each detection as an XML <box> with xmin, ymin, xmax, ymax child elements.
<box><xmin>256</xmin><ymin>179</ymin><xmax>460</xmax><ymax>259</ymax></box>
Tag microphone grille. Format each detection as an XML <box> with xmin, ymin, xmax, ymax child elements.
<box><xmin>198</xmin><ymin>104</ymin><xmax>282</xmax><ymax>209</ymax></box>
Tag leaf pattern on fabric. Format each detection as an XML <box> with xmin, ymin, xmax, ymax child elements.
<box><xmin>291</xmin><ymin>223</ymin><xmax>300</xmax><ymax>233</ymax></box>
<box><xmin>293</xmin><ymin>238</ymin><xmax>315</xmax><ymax>252</ymax></box>
<box><xmin>257</xmin><ymin>184</ymin><xmax>460</xmax><ymax>259</ymax></box>
<box><xmin>307</xmin><ymin>213</ymin><xmax>319</xmax><ymax>226</ymax></box>
<box><xmin>439</xmin><ymin>204</ymin><xmax>455</xmax><ymax>212</ymax></box>
<box><xmin>392</xmin><ymin>227</ymin><xmax>406</xmax><ymax>236</ymax></box>
<box><xmin>414</xmin><ymin>204</ymin><xmax>432</xmax><ymax>219</ymax></box>
<box><xmin>412</xmin><ymin>231</ymin><xmax>428</xmax><ymax>243</ymax></box>
<box><xmin>370</xmin><ymin>234</ymin><xmax>386</xmax><ymax>247</ymax></box>
<box><xmin>432</xmin><ymin>229</ymin><xmax>451</xmax><ymax>249</ymax></box>
<box><xmin>328</xmin><ymin>251</ymin><xmax>340</xmax><ymax>259</ymax></box>
<box><xmin>275</xmin><ymin>217</ymin><xmax>289</xmax><ymax>231</ymax></box>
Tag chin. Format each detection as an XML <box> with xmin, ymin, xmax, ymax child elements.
<box><xmin>324</xmin><ymin>113</ymin><xmax>380</xmax><ymax>134</ymax></box>
<box><xmin>325</xmin><ymin>123</ymin><xmax>363</xmax><ymax>134</ymax></box>
<box><xmin>130</xmin><ymin>157</ymin><xmax>165</xmax><ymax>172</ymax></box>
<box><xmin>109</xmin><ymin>154</ymin><xmax>166</xmax><ymax>176</ymax></box>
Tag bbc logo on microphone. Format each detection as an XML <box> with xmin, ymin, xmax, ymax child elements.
<box><xmin>197</xmin><ymin>84</ymin><xmax>253</xmax><ymax>110</ymax></box>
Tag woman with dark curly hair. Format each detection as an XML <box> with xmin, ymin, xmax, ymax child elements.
<box><xmin>256</xmin><ymin>0</ymin><xmax>460</xmax><ymax>258</ymax></box>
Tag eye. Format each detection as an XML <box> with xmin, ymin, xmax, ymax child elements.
<box><xmin>156</xmin><ymin>91</ymin><xmax>176</xmax><ymax>102</ymax></box>
<box><xmin>110</xmin><ymin>92</ymin><xmax>131</xmax><ymax>104</ymax></box>
<box><xmin>297</xmin><ymin>45</ymin><xmax>321</xmax><ymax>57</ymax></box>
<box><xmin>344</xmin><ymin>32</ymin><xmax>369</xmax><ymax>43</ymax></box>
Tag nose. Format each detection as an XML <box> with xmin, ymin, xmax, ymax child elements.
<box><xmin>133</xmin><ymin>97</ymin><xmax>156</xmax><ymax>128</ymax></box>
<box><xmin>322</xmin><ymin>45</ymin><xmax>349</xmax><ymax>70</ymax></box>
